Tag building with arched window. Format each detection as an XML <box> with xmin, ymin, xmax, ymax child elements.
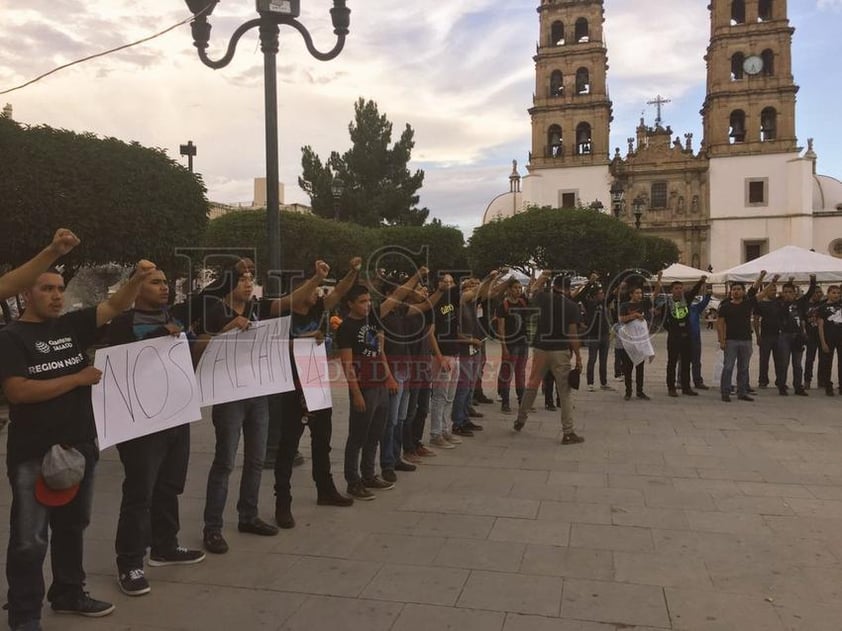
<box><xmin>482</xmin><ymin>0</ymin><xmax>842</xmax><ymax>271</ymax></box>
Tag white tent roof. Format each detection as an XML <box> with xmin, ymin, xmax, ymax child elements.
<box><xmin>710</xmin><ymin>245</ymin><xmax>842</xmax><ymax>283</ymax></box>
<box><xmin>655</xmin><ymin>263</ymin><xmax>709</xmax><ymax>283</ymax></box>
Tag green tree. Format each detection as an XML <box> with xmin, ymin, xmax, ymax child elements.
<box><xmin>0</xmin><ymin>118</ymin><xmax>207</xmax><ymax>277</ymax></box>
<box><xmin>203</xmin><ymin>209</ymin><xmax>465</xmax><ymax>282</ymax></box>
<box><xmin>467</xmin><ymin>206</ymin><xmax>679</xmax><ymax>277</ymax></box>
<box><xmin>299</xmin><ymin>98</ymin><xmax>429</xmax><ymax>227</ymax></box>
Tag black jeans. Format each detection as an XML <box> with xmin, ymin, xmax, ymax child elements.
<box><xmin>586</xmin><ymin>337</ymin><xmax>610</xmax><ymax>387</ymax></box>
<box><xmin>620</xmin><ymin>349</ymin><xmax>645</xmax><ymax>395</ymax></box>
<box><xmin>268</xmin><ymin>391</ymin><xmax>334</xmax><ymax>503</ymax></box>
<box><xmin>116</xmin><ymin>425</ymin><xmax>189</xmax><ymax>571</ymax></box>
<box><xmin>805</xmin><ymin>330</ymin><xmax>820</xmax><ymax>384</ymax></box>
<box><xmin>7</xmin><ymin>446</ymin><xmax>96</xmax><ymax>628</ymax></box>
<box><xmin>690</xmin><ymin>334</ymin><xmax>704</xmax><ymax>386</ymax></box>
<box><xmin>758</xmin><ymin>335</ymin><xmax>778</xmax><ymax>387</ymax></box>
<box><xmin>819</xmin><ymin>335</ymin><xmax>842</xmax><ymax>389</ymax></box>
<box><xmin>775</xmin><ymin>332</ymin><xmax>805</xmax><ymax>389</ymax></box>
<box><xmin>344</xmin><ymin>387</ymin><xmax>389</xmax><ymax>484</ymax></box>
<box><xmin>666</xmin><ymin>333</ymin><xmax>692</xmax><ymax>391</ymax></box>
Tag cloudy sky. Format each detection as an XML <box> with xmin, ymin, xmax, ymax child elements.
<box><xmin>2</xmin><ymin>0</ymin><xmax>841</xmax><ymax>235</ymax></box>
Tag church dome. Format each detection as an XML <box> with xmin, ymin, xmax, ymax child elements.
<box><xmin>813</xmin><ymin>174</ymin><xmax>842</xmax><ymax>212</ymax></box>
<box><xmin>482</xmin><ymin>191</ymin><xmax>523</xmax><ymax>224</ymax></box>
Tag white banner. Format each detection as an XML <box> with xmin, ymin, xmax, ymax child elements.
<box><xmin>92</xmin><ymin>334</ymin><xmax>202</xmax><ymax>449</ymax></box>
<box><xmin>293</xmin><ymin>337</ymin><xmax>333</xmax><ymax>412</ymax></box>
<box><xmin>618</xmin><ymin>319</ymin><xmax>655</xmax><ymax>366</ymax></box>
<box><xmin>195</xmin><ymin>316</ymin><xmax>295</xmax><ymax>406</ymax></box>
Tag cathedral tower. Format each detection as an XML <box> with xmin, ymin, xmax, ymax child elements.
<box><xmin>701</xmin><ymin>0</ymin><xmax>798</xmax><ymax>157</ymax></box>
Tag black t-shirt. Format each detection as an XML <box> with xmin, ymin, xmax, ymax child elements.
<box><xmin>336</xmin><ymin>313</ymin><xmax>384</xmax><ymax>388</ymax></box>
<box><xmin>719</xmin><ymin>300</ymin><xmax>754</xmax><ymax>340</ymax></box>
<box><xmin>532</xmin><ymin>291</ymin><xmax>581</xmax><ymax>351</ymax></box>
<box><xmin>204</xmin><ymin>300</ymin><xmax>259</xmax><ymax>335</ymax></box>
<box><xmin>778</xmin><ymin>299</ymin><xmax>805</xmax><ymax>335</ymax></box>
<box><xmin>104</xmin><ymin>308</ymin><xmax>182</xmax><ymax>346</ymax></box>
<box><xmin>619</xmin><ymin>300</ymin><xmax>646</xmax><ymax>320</ymax></box>
<box><xmin>584</xmin><ymin>298</ymin><xmax>609</xmax><ymax>340</ymax></box>
<box><xmin>496</xmin><ymin>297</ymin><xmax>530</xmax><ymax>346</ymax></box>
<box><xmin>434</xmin><ymin>295</ymin><xmax>461</xmax><ymax>357</ymax></box>
<box><xmin>819</xmin><ymin>301</ymin><xmax>842</xmax><ymax>335</ymax></box>
<box><xmin>380</xmin><ymin>306</ymin><xmax>412</xmax><ymax>367</ymax></box>
<box><xmin>754</xmin><ymin>299</ymin><xmax>780</xmax><ymax>339</ymax></box>
<box><xmin>287</xmin><ymin>297</ymin><xmax>325</xmax><ymax>338</ymax></box>
<box><xmin>459</xmin><ymin>300</ymin><xmax>481</xmax><ymax>358</ymax></box>
<box><xmin>0</xmin><ymin>307</ymin><xmax>100</xmax><ymax>469</ymax></box>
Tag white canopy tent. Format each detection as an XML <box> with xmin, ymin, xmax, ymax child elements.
<box><xmin>655</xmin><ymin>263</ymin><xmax>709</xmax><ymax>283</ymax></box>
<box><xmin>710</xmin><ymin>245</ymin><xmax>842</xmax><ymax>283</ymax></box>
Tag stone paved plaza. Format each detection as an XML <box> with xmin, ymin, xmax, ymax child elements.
<box><xmin>3</xmin><ymin>329</ymin><xmax>842</xmax><ymax>630</ymax></box>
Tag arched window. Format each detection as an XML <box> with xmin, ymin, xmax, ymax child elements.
<box><xmin>731</xmin><ymin>52</ymin><xmax>745</xmax><ymax>80</ymax></box>
<box><xmin>758</xmin><ymin>0</ymin><xmax>773</xmax><ymax>21</ymax></box>
<box><xmin>549</xmin><ymin>70</ymin><xmax>564</xmax><ymax>97</ymax></box>
<box><xmin>548</xmin><ymin>125</ymin><xmax>563</xmax><ymax>157</ymax></box>
<box><xmin>575</xmin><ymin>67</ymin><xmax>590</xmax><ymax>95</ymax></box>
<box><xmin>731</xmin><ymin>0</ymin><xmax>746</xmax><ymax>25</ymax></box>
<box><xmin>575</xmin><ymin>18</ymin><xmax>589</xmax><ymax>43</ymax></box>
<box><xmin>550</xmin><ymin>21</ymin><xmax>565</xmax><ymax>46</ymax></box>
<box><xmin>760</xmin><ymin>107</ymin><xmax>777</xmax><ymax>141</ymax></box>
<box><xmin>729</xmin><ymin>110</ymin><xmax>746</xmax><ymax>143</ymax></box>
<box><xmin>761</xmin><ymin>49</ymin><xmax>774</xmax><ymax>76</ymax></box>
<box><xmin>576</xmin><ymin>122</ymin><xmax>592</xmax><ymax>155</ymax></box>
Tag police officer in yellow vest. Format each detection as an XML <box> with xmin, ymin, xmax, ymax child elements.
<box><xmin>657</xmin><ymin>277</ymin><xmax>707</xmax><ymax>397</ymax></box>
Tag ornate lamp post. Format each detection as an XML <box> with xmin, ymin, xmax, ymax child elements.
<box><xmin>610</xmin><ymin>180</ymin><xmax>625</xmax><ymax>218</ymax></box>
<box><xmin>632</xmin><ymin>195</ymin><xmax>645</xmax><ymax>230</ymax></box>
<box><xmin>330</xmin><ymin>176</ymin><xmax>344</xmax><ymax>221</ymax></box>
<box><xmin>184</xmin><ymin>0</ymin><xmax>351</xmax><ymax>296</ymax></box>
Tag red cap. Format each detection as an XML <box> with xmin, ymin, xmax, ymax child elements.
<box><xmin>35</xmin><ymin>476</ymin><xmax>80</xmax><ymax>507</ymax></box>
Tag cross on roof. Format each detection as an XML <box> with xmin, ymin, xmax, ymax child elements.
<box><xmin>646</xmin><ymin>94</ymin><xmax>672</xmax><ymax>127</ymax></box>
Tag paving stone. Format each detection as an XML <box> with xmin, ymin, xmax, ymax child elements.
<box><xmin>519</xmin><ymin>544</ymin><xmax>614</xmax><ymax>580</ymax></box>
<box><xmin>393</xmin><ymin>603</ymin><xmax>506</xmax><ymax>631</ymax></box>
<box><xmin>537</xmin><ymin>500</ymin><xmax>612</xmax><ymax>524</ymax></box>
<box><xmin>613</xmin><ymin>550</ymin><xmax>714</xmax><ymax>589</ymax></box>
<box><xmin>435</xmin><ymin>538</ymin><xmax>527</xmax><ymax>573</ymax></box>
<box><xmin>280</xmin><ymin>595</ymin><xmax>403</xmax><ymax>631</ymax></box>
<box><xmin>665</xmin><ymin>587</ymin><xmax>786</xmax><ymax>630</ymax></box>
<box><xmin>569</xmin><ymin>523</ymin><xmax>654</xmax><ymax>552</ymax></box>
<box><xmin>490</xmin><ymin>517</ymin><xmax>571</xmax><ymax>547</ymax></box>
<box><xmin>457</xmin><ymin>570</ymin><xmax>563</xmax><ymax>616</ymax></box>
<box><xmin>561</xmin><ymin>578</ymin><xmax>671</xmax><ymax>628</ymax></box>
<box><xmin>361</xmin><ymin>564</ymin><xmax>469</xmax><ymax>606</ymax></box>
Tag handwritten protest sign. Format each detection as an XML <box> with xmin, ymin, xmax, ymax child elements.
<box><xmin>92</xmin><ymin>334</ymin><xmax>201</xmax><ymax>449</ymax></box>
<box><xmin>293</xmin><ymin>337</ymin><xmax>332</xmax><ymax>412</ymax></box>
<box><xmin>618</xmin><ymin>319</ymin><xmax>655</xmax><ymax>366</ymax></box>
<box><xmin>195</xmin><ymin>316</ymin><xmax>295</xmax><ymax>406</ymax></box>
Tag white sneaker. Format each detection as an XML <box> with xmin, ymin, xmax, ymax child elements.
<box><xmin>430</xmin><ymin>435</ymin><xmax>455</xmax><ymax>449</ymax></box>
<box><xmin>442</xmin><ymin>431</ymin><xmax>462</xmax><ymax>445</ymax></box>
<box><xmin>588</xmin><ymin>385</ymin><xmax>596</xmax><ymax>392</ymax></box>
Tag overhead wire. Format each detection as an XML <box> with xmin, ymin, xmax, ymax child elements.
<box><xmin>0</xmin><ymin>2</ymin><xmax>214</xmax><ymax>96</ymax></box>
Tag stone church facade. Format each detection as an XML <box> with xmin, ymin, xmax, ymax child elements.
<box><xmin>482</xmin><ymin>0</ymin><xmax>842</xmax><ymax>271</ymax></box>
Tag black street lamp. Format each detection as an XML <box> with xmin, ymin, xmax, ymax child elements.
<box><xmin>179</xmin><ymin>140</ymin><xmax>197</xmax><ymax>173</ymax></box>
<box><xmin>184</xmin><ymin>0</ymin><xmax>351</xmax><ymax>297</ymax></box>
<box><xmin>632</xmin><ymin>195</ymin><xmax>645</xmax><ymax>230</ymax></box>
<box><xmin>610</xmin><ymin>180</ymin><xmax>625</xmax><ymax>218</ymax></box>
<box><xmin>330</xmin><ymin>176</ymin><xmax>344</xmax><ymax>221</ymax></box>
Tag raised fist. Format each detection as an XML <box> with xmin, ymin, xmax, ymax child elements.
<box><xmin>315</xmin><ymin>260</ymin><xmax>331</xmax><ymax>279</ymax></box>
<box><xmin>48</xmin><ymin>229</ymin><xmax>81</xmax><ymax>256</ymax></box>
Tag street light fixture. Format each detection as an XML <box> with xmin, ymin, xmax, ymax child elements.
<box><xmin>632</xmin><ymin>195</ymin><xmax>645</xmax><ymax>230</ymax></box>
<box><xmin>184</xmin><ymin>0</ymin><xmax>351</xmax><ymax>297</ymax></box>
<box><xmin>610</xmin><ymin>180</ymin><xmax>625</xmax><ymax>218</ymax></box>
<box><xmin>179</xmin><ymin>140</ymin><xmax>197</xmax><ymax>173</ymax></box>
<box><xmin>331</xmin><ymin>176</ymin><xmax>344</xmax><ymax>221</ymax></box>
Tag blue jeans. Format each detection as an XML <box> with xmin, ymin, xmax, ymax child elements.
<box><xmin>204</xmin><ymin>396</ymin><xmax>269</xmax><ymax>531</ymax></box>
<box><xmin>775</xmin><ymin>332</ymin><xmax>805</xmax><ymax>390</ymax></box>
<box><xmin>721</xmin><ymin>340</ymin><xmax>752</xmax><ymax>397</ymax></box>
<box><xmin>452</xmin><ymin>353</ymin><xmax>480</xmax><ymax>428</ymax></box>
<box><xmin>7</xmin><ymin>448</ymin><xmax>96</xmax><ymax>628</ymax></box>
<box><xmin>380</xmin><ymin>367</ymin><xmax>410</xmax><ymax>471</ymax></box>
<box><xmin>690</xmin><ymin>334</ymin><xmax>704</xmax><ymax>386</ymax></box>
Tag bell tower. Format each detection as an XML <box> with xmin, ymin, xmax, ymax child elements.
<box><xmin>701</xmin><ymin>0</ymin><xmax>798</xmax><ymax>157</ymax></box>
<box><xmin>528</xmin><ymin>0</ymin><xmax>612</xmax><ymax>170</ymax></box>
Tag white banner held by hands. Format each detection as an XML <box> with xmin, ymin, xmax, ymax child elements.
<box><xmin>195</xmin><ymin>316</ymin><xmax>295</xmax><ymax>406</ymax></box>
<box><xmin>618</xmin><ymin>319</ymin><xmax>655</xmax><ymax>366</ymax></box>
<box><xmin>293</xmin><ymin>337</ymin><xmax>332</xmax><ymax>412</ymax></box>
<box><xmin>92</xmin><ymin>334</ymin><xmax>202</xmax><ymax>449</ymax></box>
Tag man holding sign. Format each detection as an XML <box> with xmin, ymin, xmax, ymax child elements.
<box><xmin>0</xmin><ymin>256</ymin><xmax>153</xmax><ymax>631</ymax></box>
<box><xmin>103</xmin><ymin>265</ymin><xmax>205</xmax><ymax>597</ymax></box>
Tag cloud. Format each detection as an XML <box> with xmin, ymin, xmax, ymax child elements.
<box><xmin>817</xmin><ymin>0</ymin><xmax>842</xmax><ymax>9</ymax></box>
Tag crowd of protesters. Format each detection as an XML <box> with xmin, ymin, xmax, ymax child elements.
<box><xmin>1</xmin><ymin>230</ymin><xmax>840</xmax><ymax>631</ymax></box>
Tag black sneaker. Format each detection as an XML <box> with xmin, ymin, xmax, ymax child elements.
<box><xmin>794</xmin><ymin>388</ymin><xmax>808</xmax><ymax>396</ymax></box>
<box><xmin>394</xmin><ymin>461</ymin><xmax>416</xmax><ymax>472</ymax></box>
<box><xmin>347</xmin><ymin>481</ymin><xmax>376</xmax><ymax>501</ymax></box>
<box><xmin>561</xmin><ymin>432</ymin><xmax>585</xmax><ymax>445</ymax></box>
<box><xmin>545</xmin><ymin>403</ymin><xmax>557</xmax><ymax>411</ymax></box>
<box><xmin>737</xmin><ymin>394</ymin><xmax>755</xmax><ymax>402</ymax></box>
<box><xmin>636</xmin><ymin>392</ymin><xmax>651</xmax><ymax>401</ymax></box>
<box><xmin>148</xmin><ymin>546</ymin><xmax>206</xmax><ymax>567</ymax></box>
<box><xmin>316</xmin><ymin>484</ymin><xmax>354</xmax><ymax>507</ymax></box>
<box><xmin>501</xmin><ymin>403</ymin><xmax>512</xmax><ymax>413</ymax></box>
<box><xmin>695</xmin><ymin>384</ymin><xmax>710</xmax><ymax>390</ymax></box>
<box><xmin>474</xmin><ymin>393</ymin><xmax>494</xmax><ymax>404</ymax></box>
<box><xmin>382</xmin><ymin>468</ymin><xmax>398</xmax><ymax>483</ymax></box>
<box><xmin>363</xmin><ymin>476</ymin><xmax>395</xmax><ymax>491</ymax></box>
<box><xmin>275</xmin><ymin>500</ymin><xmax>296</xmax><ymax>529</ymax></box>
<box><xmin>668</xmin><ymin>389</ymin><xmax>679</xmax><ymax>398</ymax></box>
<box><xmin>452</xmin><ymin>426</ymin><xmax>474</xmax><ymax>437</ymax></box>
<box><xmin>203</xmin><ymin>529</ymin><xmax>229</xmax><ymax>554</ymax></box>
<box><xmin>623</xmin><ymin>392</ymin><xmax>631</xmax><ymax>401</ymax></box>
<box><xmin>118</xmin><ymin>568</ymin><xmax>151</xmax><ymax>596</ymax></box>
<box><xmin>467</xmin><ymin>407</ymin><xmax>484</xmax><ymax>418</ymax></box>
<box><xmin>51</xmin><ymin>593</ymin><xmax>115</xmax><ymax>618</ymax></box>
<box><xmin>11</xmin><ymin>620</ymin><xmax>42</xmax><ymax>631</ymax></box>
<box><xmin>826</xmin><ymin>388</ymin><xmax>836</xmax><ymax>397</ymax></box>
<box><xmin>238</xmin><ymin>517</ymin><xmax>279</xmax><ymax>536</ymax></box>
<box><xmin>682</xmin><ymin>389</ymin><xmax>699</xmax><ymax>396</ymax></box>
<box><xmin>513</xmin><ymin>419</ymin><xmax>525</xmax><ymax>432</ymax></box>
<box><xmin>464</xmin><ymin>421</ymin><xmax>484</xmax><ymax>431</ymax></box>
